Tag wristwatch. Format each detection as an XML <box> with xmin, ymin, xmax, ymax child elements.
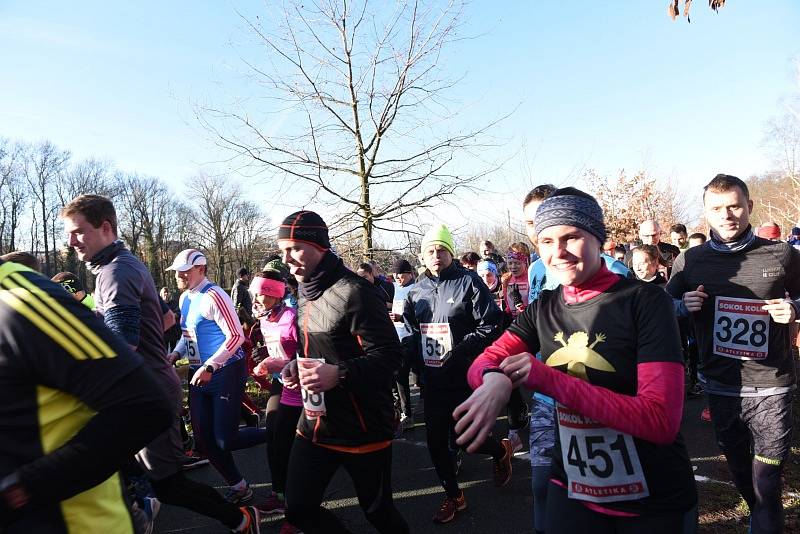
<box><xmin>204</xmin><ymin>364</ymin><xmax>215</xmax><ymax>374</ymax></box>
<box><xmin>336</xmin><ymin>362</ymin><xmax>348</xmax><ymax>385</ymax></box>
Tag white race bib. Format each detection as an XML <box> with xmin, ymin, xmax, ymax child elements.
<box><xmin>299</xmin><ymin>358</ymin><xmax>327</xmax><ymax>419</ymax></box>
<box><xmin>183</xmin><ymin>329</ymin><xmax>200</xmax><ymax>365</ymax></box>
<box><xmin>391</xmin><ymin>300</ymin><xmax>405</xmax><ymax>324</ymax></box>
<box><xmin>264</xmin><ymin>331</ymin><xmax>287</xmax><ymax>360</ymax></box>
<box><xmin>713</xmin><ymin>297</ymin><xmax>770</xmax><ymax>360</ymax></box>
<box><xmin>420</xmin><ymin>322</ymin><xmax>453</xmax><ymax>367</ymax></box>
<box><xmin>557</xmin><ymin>404</ymin><xmax>649</xmax><ymax>503</ymax></box>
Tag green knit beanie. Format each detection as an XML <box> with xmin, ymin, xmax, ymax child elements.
<box><xmin>421</xmin><ymin>224</ymin><xmax>455</xmax><ymax>257</ymax></box>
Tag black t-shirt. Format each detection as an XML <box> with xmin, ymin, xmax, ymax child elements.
<box><xmin>509</xmin><ymin>277</ymin><xmax>696</xmax><ymax>515</ymax></box>
<box><xmin>666</xmin><ymin>238</ymin><xmax>800</xmax><ymax>388</ymax></box>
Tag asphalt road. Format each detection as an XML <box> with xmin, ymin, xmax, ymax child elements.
<box><xmin>154</xmin><ymin>391</ymin><xmax>726</xmax><ymax>534</ymax></box>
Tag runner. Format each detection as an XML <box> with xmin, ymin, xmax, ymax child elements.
<box><xmin>402</xmin><ymin>223</ymin><xmax>513</xmax><ymax>524</ymax></box>
<box><xmin>166</xmin><ymin>248</ymin><xmax>266</xmax><ymax>504</ymax></box>
<box><xmin>666</xmin><ymin>174</ymin><xmax>799</xmax><ymax>534</ymax></box>
<box><xmin>231</xmin><ymin>267</ymin><xmax>254</xmax><ymax>324</ymax></box>
<box><xmin>276</xmin><ymin>210</ymin><xmax>409</xmax><ymax>534</ymax></box>
<box><xmin>61</xmin><ymin>195</ymin><xmax>260</xmax><ymax>533</ymax></box>
<box><xmin>670</xmin><ymin>224</ymin><xmax>689</xmax><ymax>251</ymax></box>
<box><xmin>477</xmin><ymin>259</ymin><xmax>509</xmax><ymax>325</ymax></box>
<box><xmin>460</xmin><ymin>251</ymin><xmax>482</xmax><ymax>271</ymax></box>
<box><xmin>0</xmin><ymin>259</ymin><xmax>173</xmax><ymax>534</ymax></box>
<box><xmin>456</xmin><ymin>187</ymin><xmax>697</xmax><ymax>534</ymax></box>
<box><xmin>631</xmin><ymin>245</ymin><xmax>667</xmax><ymax>287</ymax></box>
<box><xmin>390</xmin><ymin>258</ymin><xmax>417</xmax><ymax>427</ymax></box>
<box><xmin>249</xmin><ymin>271</ymin><xmax>302</xmax><ymax>532</ymax></box>
<box><xmin>502</xmin><ymin>242</ymin><xmax>531</xmax><ymax>318</ymax></box>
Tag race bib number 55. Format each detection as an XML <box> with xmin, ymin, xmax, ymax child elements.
<box><xmin>421</xmin><ymin>323</ymin><xmax>453</xmax><ymax>367</ymax></box>
<box><xmin>557</xmin><ymin>404</ymin><xmax>649</xmax><ymax>504</ymax></box>
<box><xmin>713</xmin><ymin>297</ymin><xmax>770</xmax><ymax>360</ymax></box>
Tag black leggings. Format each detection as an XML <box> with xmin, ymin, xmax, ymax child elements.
<box><xmin>151</xmin><ymin>471</ymin><xmax>243</xmax><ymax>529</ymax></box>
<box><xmin>546</xmin><ymin>482</ymin><xmax>685</xmax><ymax>534</ymax></box>
<box><xmin>284</xmin><ymin>436</ymin><xmax>409</xmax><ymax>534</ymax></box>
<box><xmin>425</xmin><ymin>386</ymin><xmax>505</xmax><ymax>498</ymax></box>
<box><xmin>265</xmin><ymin>403</ymin><xmax>302</xmax><ymax>494</ymax></box>
<box><xmin>507</xmin><ymin>387</ymin><xmax>528</xmax><ymax>431</ymax></box>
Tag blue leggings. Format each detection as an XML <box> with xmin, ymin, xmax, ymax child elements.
<box><xmin>190</xmin><ymin>358</ymin><xmax>267</xmax><ymax>484</ymax></box>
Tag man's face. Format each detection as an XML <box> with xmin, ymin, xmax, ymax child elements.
<box><xmin>279</xmin><ymin>240</ymin><xmax>326</xmax><ymax>283</ymax></box>
<box><xmin>639</xmin><ymin>221</ymin><xmax>661</xmax><ymax>246</ymax></box>
<box><xmin>63</xmin><ymin>213</ymin><xmax>115</xmax><ymax>262</ymax></box>
<box><xmin>423</xmin><ymin>244</ymin><xmax>453</xmax><ymax>275</ymax></box>
<box><xmin>160</xmin><ymin>288</ymin><xmax>171</xmax><ymax>301</ymax></box>
<box><xmin>688</xmin><ymin>237</ymin><xmax>704</xmax><ymax>248</ymax></box>
<box><xmin>175</xmin><ymin>265</ymin><xmax>206</xmax><ymax>291</ymax></box>
<box><xmin>393</xmin><ymin>272</ymin><xmax>413</xmax><ymax>286</ymax></box>
<box><xmin>536</xmin><ymin>225</ymin><xmax>602</xmax><ymax>287</ymax></box>
<box><xmin>632</xmin><ymin>250</ymin><xmax>657</xmax><ymax>280</ymax></box>
<box><xmin>523</xmin><ymin>200</ymin><xmax>542</xmax><ymax>246</ymax></box>
<box><xmin>670</xmin><ymin>231</ymin><xmax>687</xmax><ymax>248</ymax></box>
<box><xmin>356</xmin><ymin>268</ymin><xmax>375</xmax><ymax>284</ymax></box>
<box><xmin>480</xmin><ymin>270</ymin><xmax>497</xmax><ymax>289</ymax></box>
<box><xmin>614</xmin><ymin>250</ymin><xmax>625</xmax><ymax>261</ymax></box>
<box><xmin>480</xmin><ymin>243</ymin><xmax>493</xmax><ymax>257</ymax></box>
<box><xmin>703</xmin><ymin>188</ymin><xmax>753</xmax><ymax>241</ymax></box>
<box><xmin>241</xmin><ymin>273</ymin><xmax>250</xmax><ymax>283</ymax></box>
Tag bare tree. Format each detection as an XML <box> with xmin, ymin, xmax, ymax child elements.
<box><xmin>24</xmin><ymin>141</ymin><xmax>71</xmax><ymax>275</ymax></box>
<box><xmin>0</xmin><ymin>139</ymin><xmax>27</xmax><ymax>254</ymax></box>
<box><xmin>668</xmin><ymin>0</ymin><xmax>727</xmax><ymax>22</ymax></box>
<box><xmin>198</xmin><ymin>0</ymin><xmax>504</xmax><ymax>258</ymax></box>
<box><xmin>187</xmin><ymin>173</ymin><xmax>254</xmax><ymax>289</ymax></box>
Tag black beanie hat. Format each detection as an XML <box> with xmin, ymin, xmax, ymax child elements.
<box><xmin>277</xmin><ymin>211</ymin><xmax>331</xmax><ymax>250</ymax></box>
<box><xmin>392</xmin><ymin>258</ymin><xmax>414</xmax><ymax>274</ymax></box>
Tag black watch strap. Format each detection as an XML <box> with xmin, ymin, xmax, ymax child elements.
<box><xmin>481</xmin><ymin>367</ymin><xmax>504</xmax><ymax>378</ymax></box>
<box><xmin>204</xmin><ymin>364</ymin><xmax>215</xmax><ymax>374</ymax></box>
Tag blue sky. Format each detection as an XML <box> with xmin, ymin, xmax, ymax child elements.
<box><xmin>2</xmin><ymin>1</ymin><xmax>799</xmax><ymax>227</ymax></box>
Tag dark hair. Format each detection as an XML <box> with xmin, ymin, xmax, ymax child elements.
<box><xmin>61</xmin><ymin>194</ymin><xmax>118</xmax><ymax>234</ymax></box>
<box><xmin>670</xmin><ymin>223</ymin><xmax>687</xmax><ymax>235</ymax></box>
<box><xmin>238</xmin><ymin>267</ymin><xmax>250</xmax><ymax>277</ymax></box>
<box><xmin>1</xmin><ymin>251</ymin><xmax>41</xmax><ymax>271</ymax></box>
<box><xmin>632</xmin><ymin>244</ymin><xmax>660</xmax><ymax>263</ymax></box>
<box><xmin>259</xmin><ymin>269</ymin><xmax>284</xmax><ymax>282</ymax></box>
<box><xmin>357</xmin><ymin>262</ymin><xmax>373</xmax><ymax>273</ymax></box>
<box><xmin>460</xmin><ymin>251</ymin><xmax>481</xmax><ymax>266</ymax></box>
<box><xmin>523</xmin><ymin>184</ymin><xmax>557</xmax><ymax>207</ymax></box>
<box><xmin>688</xmin><ymin>232</ymin><xmax>707</xmax><ymax>243</ymax></box>
<box><xmin>614</xmin><ymin>244</ymin><xmax>627</xmax><ymax>255</ymax></box>
<box><xmin>703</xmin><ymin>174</ymin><xmax>749</xmax><ymax>201</ymax></box>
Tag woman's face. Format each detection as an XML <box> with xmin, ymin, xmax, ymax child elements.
<box><xmin>632</xmin><ymin>250</ymin><xmax>657</xmax><ymax>280</ymax></box>
<box><xmin>507</xmin><ymin>257</ymin><xmax>524</xmax><ymax>276</ymax></box>
<box><xmin>481</xmin><ymin>270</ymin><xmax>497</xmax><ymax>289</ymax></box>
<box><xmin>255</xmin><ymin>293</ymin><xmax>281</xmax><ymax>309</ymax></box>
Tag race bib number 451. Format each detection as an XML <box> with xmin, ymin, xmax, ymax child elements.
<box><xmin>557</xmin><ymin>404</ymin><xmax>649</xmax><ymax>504</ymax></box>
<box><xmin>713</xmin><ymin>297</ymin><xmax>770</xmax><ymax>360</ymax></box>
<box><xmin>421</xmin><ymin>322</ymin><xmax>453</xmax><ymax>367</ymax></box>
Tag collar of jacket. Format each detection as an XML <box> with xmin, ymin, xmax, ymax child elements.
<box><xmin>426</xmin><ymin>260</ymin><xmax>462</xmax><ymax>282</ymax></box>
<box><xmin>87</xmin><ymin>240</ymin><xmax>126</xmax><ymax>274</ymax></box>
<box><xmin>299</xmin><ymin>251</ymin><xmax>345</xmax><ymax>301</ymax></box>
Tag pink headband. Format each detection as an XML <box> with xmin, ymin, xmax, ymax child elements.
<box><xmin>249</xmin><ymin>277</ymin><xmax>285</xmax><ymax>298</ymax></box>
<box><xmin>506</xmin><ymin>250</ymin><xmax>529</xmax><ymax>266</ymax></box>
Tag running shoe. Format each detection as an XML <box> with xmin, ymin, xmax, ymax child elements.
<box><xmin>225</xmin><ymin>485</ymin><xmax>254</xmax><ymax>504</ymax></box>
<box><xmin>279</xmin><ymin>521</ymin><xmax>303</xmax><ymax>534</ymax></box>
<box><xmin>256</xmin><ymin>492</ymin><xmax>286</xmax><ymax>515</ymax></box>
<box><xmin>432</xmin><ymin>491</ymin><xmax>466</xmax><ymax>524</ymax></box>
<box><xmin>493</xmin><ymin>438</ymin><xmax>513</xmax><ymax>487</ymax></box>
<box><xmin>508</xmin><ymin>431</ymin><xmax>524</xmax><ymax>454</ymax></box>
<box><xmin>233</xmin><ymin>506</ymin><xmax>260</xmax><ymax>533</ymax></box>
<box><xmin>700</xmin><ymin>406</ymin><xmax>711</xmax><ymax>422</ymax></box>
<box><xmin>181</xmin><ymin>451</ymin><xmax>210</xmax><ymax>470</ymax></box>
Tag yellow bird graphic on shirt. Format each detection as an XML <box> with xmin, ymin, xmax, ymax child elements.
<box><xmin>546</xmin><ymin>331</ymin><xmax>615</xmax><ymax>381</ymax></box>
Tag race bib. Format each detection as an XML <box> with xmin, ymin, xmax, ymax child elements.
<box><xmin>299</xmin><ymin>358</ymin><xmax>327</xmax><ymax>419</ymax></box>
<box><xmin>557</xmin><ymin>404</ymin><xmax>649</xmax><ymax>503</ymax></box>
<box><xmin>391</xmin><ymin>300</ymin><xmax>405</xmax><ymax>324</ymax></box>
<box><xmin>713</xmin><ymin>297</ymin><xmax>770</xmax><ymax>360</ymax></box>
<box><xmin>420</xmin><ymin>322</ymin><xmax>453</xmax><ymax>367</ymax></box>
<box><xmin>182</xmin><ymin>329</ymin><xmax>200</xmax><ymax>365</ymax></box>
<box><xmin>263</xmin><ymin>331</ymin><xmax>287</xmax><ymax>360</ymax></box>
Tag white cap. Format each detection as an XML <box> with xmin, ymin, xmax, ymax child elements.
<box><xmin>166</xmin><ymin>249</ymin><xmax>207</xmax><ymax>272</ymax></box>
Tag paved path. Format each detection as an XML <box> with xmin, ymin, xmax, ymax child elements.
<box><xmin>155</xmin><ymin>392</ymin><xmax>728</xmax><ymax>533</ymax></box>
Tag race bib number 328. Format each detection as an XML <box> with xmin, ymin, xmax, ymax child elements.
<box><xmin>713</xmin><ymin>297</ymin><xmax>770</xmax><ymax>360</ymax></box>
